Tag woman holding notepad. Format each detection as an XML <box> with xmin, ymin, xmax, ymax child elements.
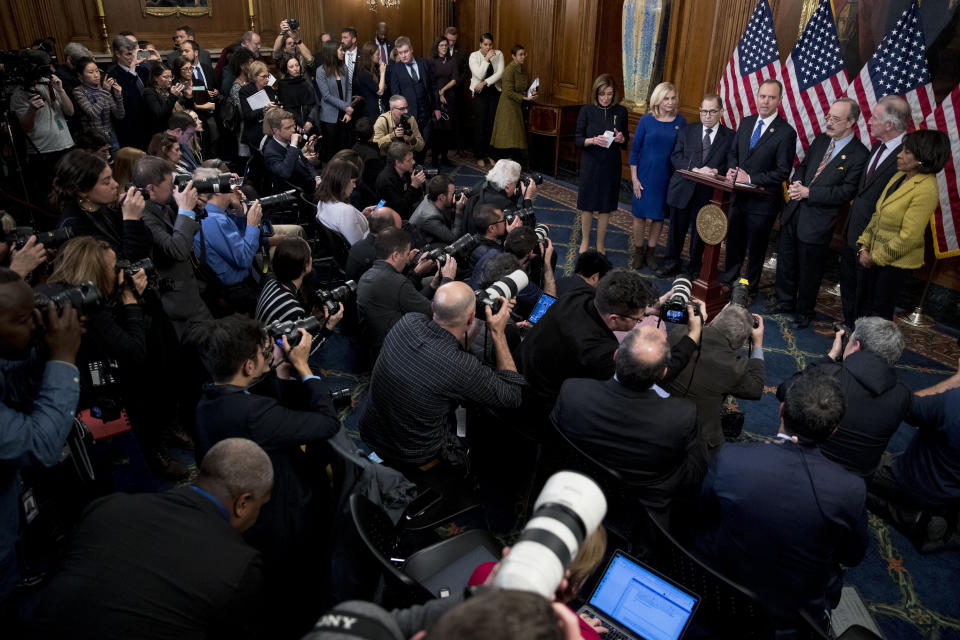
<box><xmin>238</xmin><ymin>60</ymin><xmax>277</xmax><ymax>152</ymax></box>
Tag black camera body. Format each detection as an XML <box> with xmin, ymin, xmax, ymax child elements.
<box><xmin>729</xmin><ymin>277</ymin><xmax>759</xmax><ymax>328</ymax></box>
<box><xmin>315</xmin><ymin>280</ymin><xmax>357</xmax><ymax>314</ymax></box>
<box><xmin>34</xmin><ymin>282</ymin><xmax>102</xmax><ymax>317</ymax></box>
<box><xmin>504</xmin><ymin>205</ymin><xmax>535</xmax><ymax>226</ymax></box>
<box><xmin>454</xmin><ymin>186</ymin><xmax>471</xmax><ymax>199</ymax></box>
<box><xmin>660</xmin><ymin>275</ymin><xmax>695</xmax><ymax>325</ymax></box>
<box><xmin>423</xmin><ymin>234</ymin><xmax>477</xmax><ymax>267</ymax></box>
<box><xmin>287</xmin><ymin>17</ymin><xmax>300</xmax><ymax>32</ymax></box>
<box><xmin>520</xmin><ymin>172</ymin><xmax>544</xmax><ymax>188</ymax></box>
<box><xmin>398</xmin><ymin>112</ymin><xmax>413</xmax><ymax>137</ymax></box>
<box><xmin>7</xmin><ymin>226</ymin><xmax>74</xmax><ymax>250</ymax></box>
<box><xmin>833</xmin><ymin>321</ymin><xmax>852</xmax><ymax>355</ymax></box>
<box><xmin>267</xmin><ymin>316</ymin><xmax>321</xmax><ymax>349</ymax></box>
<box><xmin>414</xmin><ymin>164</ymin><xmax>439</xmax><ymax>178</ymax></box>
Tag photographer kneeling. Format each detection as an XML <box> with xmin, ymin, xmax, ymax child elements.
<box><xmin>410</xmin><ymin>175</ymin><xmax>467</xmax><ymax>248</ymax></box>
<box><xmin>470</xmin><ymin>226</ymin><xmax>555</xmax><ymax>319</ymax></box>
<box><xmin>134</xmin><ymin>156</ymin><xmax>213</xmax><ymax>338</ymax></box>
<box><xmin>0</xmin><ymin>268</ymin><xmax>82</xmax><ymax>615</ymax></box>
<box><xmin>460</xmin><ymin>158</ymin><xmax>537</xmax><ymax>237</ymax></box>
<box><xmin>359</xmin><ymin>281</ymin><xmax>525</xmax><ymax>490</ymax></box>
<box><xmin>190</xmin><ymin>314</ymin><xmax>340</xmax><ymax>636</ymax></box>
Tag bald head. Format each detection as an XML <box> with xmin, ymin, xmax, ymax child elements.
<box><xmin>369</xmin><ymin>206</ymin><xmax>401</xmax><ymax>234</ymax></box>
<box><xmin>615</xmin><ymin>326</ymin><xmax>669</xmax><ymax>390</ymax></box>
<box><xmin>198</xmin><ymin>437</ymin><xmax>274</xmax><ymax>499</ymax></box>
<box><xmin>433</xmin><ymin>281</ymin><xmax>476</xmax><ymax>327</ymax></box>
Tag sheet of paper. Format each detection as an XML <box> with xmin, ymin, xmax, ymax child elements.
<box><xmin>527</xmin><ymin>76</ymin><xmax>540</xmax><ymax>98</ymax></box>
<box><xmin>246</xmin><ymin>89</ymin><xmax>270</xmax><ymax>111</ymax></box>
<box><xmin>267</xmin><ymin>73</ymin><xmax>277</xmax><ymax>87</ymax></box>
<box><xmin>601</xmin><ymin>130</ymin><xmax>615</xmax><ymax>148</ymax></box>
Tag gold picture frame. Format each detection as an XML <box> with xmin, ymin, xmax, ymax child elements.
<box><xmin>140</xmin><ymin>1</ymin><xmax>212</xmax><ymax>18</ymax></box>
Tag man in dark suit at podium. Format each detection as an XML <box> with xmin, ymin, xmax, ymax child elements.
<box><xmin>389</xmin><ymin>36</ymin><xmax>438</xmax><ymax>163</ymax></box>
<box><xmin>722</xmin><ymin>79</ymin><xmax>797</xmax><ymax>298</ymax></box>
<box><xmin>775</xmin><ymin>97</ymin><xmax>869</xmax><ymax>329</ymax></box>
<box><xmin>839</xmin><ymin>95</ymin><xmax>909</xmax><ymax>325</ymax></box>
<box><xmin>658</xmin><ymin>93</ymin><xmax>735</xmax><ymax>278</ymax></box>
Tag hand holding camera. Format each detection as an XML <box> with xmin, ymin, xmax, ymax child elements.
<box><xmin>9</xmin><ymin>235</ymin><xmax>47</xmax><ymax>276</ymax></box>
<box><xmin>324</xmin><ymin>302</ymin><xmax>344</xmax><ymax>330</ymax></box>
<box><xmin>485</xmin><ymin>296</ymin><xmax>515</xmax><ymax>335</ymax></box>
<box><xmin>42</xmin><ymin>302</ymin><xmax>83</xmax><ymax>365</ymax></box>
<box><xmin>173</xmin><ymin>179</ymin><xmax>198</xmax><ymax>212</ymax></box>
<box><xmin>245</xmin><ymin>200</ymin><xmax>263</xmax><ymax>227</ymax></box>
<box><xmin>279</xmin><ymin>329</ymin><xmax>313</xmax><ymax>379</ymax></box>
<box><xmin>121</xmin><ymin>187</ymin><xmax>145</xmax><ymax>221</ymax></box>
<box><xmin>750</xmin><ymin>314</ymin><xmax>764</xmax><ymax>347</ymax></box>
<box><xmin>829</xmin><ymin>322</ymin><xmax>850</xmax><ymax>361</ymax></box>
<box><xmin>410</xmin><ymin>167</ymin><xmax>427</xmax><ymax>188</ymax></box>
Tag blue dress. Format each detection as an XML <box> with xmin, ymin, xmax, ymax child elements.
<box><xmin>629</xmin><ymin>112</ymin><xmax>686</xmax><ymax>220</ymax></box>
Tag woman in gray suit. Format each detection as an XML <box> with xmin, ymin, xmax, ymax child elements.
<box><xmin>313</xmin><ymin>41</ymin><xmax>354</xmax><ymax>162</ymax></box>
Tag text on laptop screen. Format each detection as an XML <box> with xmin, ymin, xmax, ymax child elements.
<box><xmin>589</xmin><ymin>554</ymin><xmax>697</xmax><ymax>640</ymax></box>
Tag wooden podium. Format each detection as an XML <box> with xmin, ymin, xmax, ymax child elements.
<box><xmin>675</xmin><ymin>169</ymin><xmax>765</xmax><ymax>318</ymax></box>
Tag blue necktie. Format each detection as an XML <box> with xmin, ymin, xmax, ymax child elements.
<box><xmin>749</xmin><ymin>119</ymin><xmax>764</xmax><ymax>149</ymax></box>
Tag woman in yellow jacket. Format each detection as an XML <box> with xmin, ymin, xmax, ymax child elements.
<box><xmin>857</xmin><ymin>129</ymin><xmax>950</xmax><ymax>319</ymax></box>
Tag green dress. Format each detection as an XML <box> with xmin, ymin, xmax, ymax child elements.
<box><xmin>490</xmin><ymin>61</ymin><xmax>528</xmax><ymax>150</ymax></box>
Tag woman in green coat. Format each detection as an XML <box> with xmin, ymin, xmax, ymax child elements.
<box><xmin>490</xmin><ymin>44</ymin><xmax>538</xmax><ymax>161</ymax></box>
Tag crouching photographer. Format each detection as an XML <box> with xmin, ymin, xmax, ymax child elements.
<box><xmin>0</xmin><ymin>268</ymin><xmax>82</xmax><ymax>623</ymax></box>
<box><xmin>460</xmin><ymin>158</ymin><xmax>539</xmax><ymax>237</ymax></box>
<box><xmin>134</xmin><ymin>156</ymin><xmax>214</xmax><ymax>338</ymax></box>
<box><xmin>37</xmin><ymin>237</ymin><xmax>190</xmax><ymax>480</ymax></box>
<box><xmin>470</xmin><ymin>225</ymin><xmax>555</xmax><ymax>319</ymax></box>
<box><xmin>665</xmin><ymin>279</ymin><xmax>766</xmax><ymax>450</ymax></box>
<box><xmin>0</xmin><ymin>212</ymin><xmax>72</xmax><ymax>282</ymax></box>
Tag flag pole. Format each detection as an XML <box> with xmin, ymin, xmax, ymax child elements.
<box><xmin>896</xmin><ymin>258</ymin><xmax>939</xmax><ymax>328</ymax></box>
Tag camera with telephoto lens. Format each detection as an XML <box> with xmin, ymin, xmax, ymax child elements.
<box><xmin>287</xmin><ymin>17</ymin><xmax>300</xmax><ymax>32</ymax></box>
<box><xmin>34</xmin><ymin>282</ymin><xmax>102</xmax><ymax>317</ymax></box>
<box><xmin>476</xmin><ymin>269</ymin><xmax>528</xmax><ymax>316</ymax></box>
<box><xmin>504</xmin><ymin>205</ymin><xmax>535</xmax><ymax>226</ymax></box>
<box><xmin>315</xmin><ymin>280</ymin><xmax>357</xmax><ymax>314</ymax></box>
<box><xmin>534</xmin><ymin>223</ymin><xmax>549</xmax><ymax>244</ymax></box>
<box><xmin>7</xmin><ymin>226</ymin><xmax>74</xmax><ymax>250</ymax></box>
<box><xmin>492</xmin><ymin>471</ymin><xmax>607</xmax><ymax>597</ymax></box>
<box><xmin>258</xmin><ymin>189</ymin><xmax>298</xmax><ymax>210</ymax></box>
<box><xmin>267</xmin><ymin>316</ymin><xmax>321</xmax><ymax>349</ymax></box>
<box><xmin>519</xmin><ymin>172</ymin><xmax>543</xmax><ymax>188</ymax></box>
<box><xmin>729</xmin><ymin>277</ymin><xmax>759</xmax><ymax>328</ymax></box>
<box><xmin>116</xmin><ymin>258</ymin><xmax>174</xmax><ymax>293</ymax></box>
<box><xmin>454</xmin><ymin>186</ymin><xmax>471</xmax><ymax>199</ymax></box>
<box><xmin>423</xmin><ymin>233</ymin><xmax>477</xmax><ymax>267</ymax></box>
<box><xmin>414</xmin><ymin>164</ymin><xmax>439</xmax><ymax>178</ymax></box>
<box><xmin>398</xmin><ymin>112</ymin><xmax>413</xmax><ymax>137</ymax></box>
<box><xmin>660</xmin><ymin>275</ymin><xmax>695</xmax><ymax>325</ymax></box>
<box><xmin>174</xmin><ymin>172</ymin><xmax>239</xmax><ymax>194</ymax></box>
<box><xmin>329</xmin><ymin>387</ymin><xmax>353</xmax><ymax>409</ymax></box>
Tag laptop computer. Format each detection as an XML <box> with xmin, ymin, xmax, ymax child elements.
<box><xmin>577</xmin><ymin>550</ymin><xmax>700</xmax><ymax>640</ymax></box>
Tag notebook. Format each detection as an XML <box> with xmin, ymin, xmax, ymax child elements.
<box><xmin>577</xmin><ymin>550</ymin><xmax>699</xmax><ymax>640</ymax></box>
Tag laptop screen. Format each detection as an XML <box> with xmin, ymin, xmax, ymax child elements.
<box><xmin>588</xmin><ymin>551</ymin><xmax>698</xmax><ymax>640</ymax></box>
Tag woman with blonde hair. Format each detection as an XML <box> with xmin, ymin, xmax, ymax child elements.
<box><xmin>628</xmin><ymin>81</ymin><xmax>685</xmax><ymax>270</ymax></box>
<box><xmin>238</xmin><ymin>60</ymin><xmax>278</xmax><ymax>151</ymax></box>
<box><xmin>576</xmin><ymin>74</ymin><xmax>629</xmax><ymax>255</ymax></box>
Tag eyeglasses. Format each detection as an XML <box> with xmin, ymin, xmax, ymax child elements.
<box><xmin>699</xmin><ymin>109</ymin><xmax>720</xmax><ymax>115</ymax></box>
<box><xmin>393</xmin><ymin>105</ymin><xmax>408</xmax><ymax>111</ymax></box>
<box><xmin>617</xmin><ymin>312</ymin><xmax>646</xmax><ymax>325</ymax></box>
<box><xmin>825</xmin><ymin>115</ymin><xmax>847</xmax><ymax>124</ymax></box>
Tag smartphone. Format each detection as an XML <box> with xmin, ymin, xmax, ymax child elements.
<box><xmin>527</xmin><ymin>292</ymin><xmax>557</xmax><ymax>324</ymax></box>
<box><xmin>137</xmin><ymin>50</ymin><xmax>149</xmax><ymax>60</ymax></box>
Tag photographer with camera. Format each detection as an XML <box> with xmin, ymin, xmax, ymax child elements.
<box><xmin>376</xmin><ymin>141</ymin><xmax>427</xmax><ymax>220</ymax></box>
<box><xmin>256</xmin><ymin>236</ymin><xmax>344</xmax><ymax>333</ymax></box>
<box><xmin>0</xmin><ymin>212</ymin><xmax>51</xmax><ymax>281</ymax></box>
<box><xmin>272</xmin><ymin>18</ymin><xmax>314</xmax><ymax>73</ymax></box>
<box><xmin>262</xmin><ymin>108</ymin><xmax>321</xmax><ymax>196</ymax></box>
<box><xmin>360</xmin><ymin>280</ymin><xmax>525</xmax><ymax>489</ymax></box>
<box><xmin>357</xmin><ymin>227</ymin><xmax>456</xmax><ymax>358</ymax></box>
<box><xmin>665</xmin><ymin>301</ymin><xmax>766</xmax><ymax>450</ymax></box>
<box><xmin>191</xmin><ymin>314</ymin><xmax>340</xmax><ymax>636</ymax></box>
<box><xmin>54</xmin><ymin>149</ymin><xmax>152</xmax><ymax>262</ymax></box>
<box><xmin>776</xmin><ymin>317</ymin><xmax>911</xmax><ymax>478</ymax></box>
<box><xmin>11</xmin><ymin>50</ymin><xmax>75</xmax><ymax>179</ymax></box>
<box><xmin>464</xmin><ymin>204</ymin><xmax>520</xmax><ymax>278</ymax></box>
<box><xmin>557</xmin><ymin>249</ymin><xmax>613</xmax><ymax>297</ymax></box>
<box><xmin>521</xmin><ymin>269</ymin><xmax>703</xmax><ymax>425</ymax></box>
<box><xmin>134</xmin><ymin>156</ymin><xmax>213</xmax><ymax>338</ymax></box>
<box><xmin>193</xmin><ymin>170</ymin><xmax>263</xmax><ymax>315</ymax></box>
<box><xmin>373</xmin><ymin>95</ymin><xmax>425</xmax><ymax>155</ymax></box>
<box><xmin>470</xmin><ymin>226</ymin><xmax>556</xmax><ymax>318</ymax></box>
<box><xmin>0</xmin><ymin>268</ymin><xmax>82</xmax><ymax>617</ymax></box>
<box><xmin>410</xmin><ymin>175</ymin><xmax>467</xmax><ymax>247</ymax></box>
<box><xmin>460</xmin><ymin>159</ymin><xmax>538</xmax><ymax>237</ymax></box>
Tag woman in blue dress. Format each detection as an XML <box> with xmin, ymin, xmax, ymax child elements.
<box><xmin>629</xmin><ymin>82</ymin><xmax>684</xmax><ymax>270</ymax></box>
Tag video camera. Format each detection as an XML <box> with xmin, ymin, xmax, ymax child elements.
<box><xmin>660</xmin><ymin>275</ymin><xmax>699</xmax><ymax>325</ymax></box>
<box><xmin>729</xmin><ymin>277</ymin><xmax>759</xmax><ymax>328</ymax></box>
<box><xmin>504</xmin><ymin>204</ymin><xmax>535</xmax><ymax>226</ymax></box>
<box><xmin>315</xmin><ymin>280</ymin><xmax>357</xmax><ymax>315</ymax></box>
<box><xmin>476</xmin><ymin>269</ymin><xmax>528</xmax><ymax>316</ymax></box>
<box><xmin>34</xmin><ymin>282</ymin><xmax>102</xmax><ymax>317</ymax></box>
<box><xmin>0</xmin><ymin>48</ymin><xmax>54</xmax><ymax>90</ymax></box>
<box><xmin>267</xmin><ymin>316</ymin><xmax>321</xmax><ymax>349</ymax></box>
<box><xmin>6</xmin><ymin>226</ymin><xmax>74</xmax><ymax>250</ymax></box>
<box><xmin>422</xmin><ymin>234</ymin><xmax>477</xmax><ymax>267</ymax></box>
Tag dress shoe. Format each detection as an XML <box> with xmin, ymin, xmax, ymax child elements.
<box><xmin>793</xmin><ymin>315</ymin><xmax>812</xmax><ymax>330</ymax></box>
<box><xmin>630</xmin><ymin>246</ymin><xmax>645</xmax><ymax>270</ymax></box>
<box><xmin>655</xmin><ymin>259</ymin><xmax>680</xmax><ymax>278</ymax></box>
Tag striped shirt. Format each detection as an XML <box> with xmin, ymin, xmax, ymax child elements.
<box><xmin>256</xmin><ymin>277</ymin><xmax>306</xmax><ymax>325</ymax></box>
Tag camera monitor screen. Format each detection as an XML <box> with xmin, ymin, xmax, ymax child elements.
<box><xmin>527</xmin><ymin>292</ymin><xmax>557</xmax><ymax>324</ymax></box>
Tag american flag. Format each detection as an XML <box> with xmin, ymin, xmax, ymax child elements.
<box><xmin>778</xmin><ymin>0</ymin><xmax>849</xmax><ymax>159</ymax></box>
<box><xmin>718</xmin><ymin>0</ymin><xmax>783</xmax><ymax>131</ymax></box>
<box><xmin>924</xmin><ymin>86</ymin><xmax>960</xmax><ymax>258</ymax></box>
<box><xmin>846</xmin><ymin>0</ymin><xmax>935</xmax><ymax>143</ymax></box>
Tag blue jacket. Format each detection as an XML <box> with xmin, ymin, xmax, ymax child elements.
<box><xmin>0</xmin><ymin>353</ymin><xmax>80</xmax><ymax>599</ymax></box>
<box><xmin>895</xmin><ymin>388</ymin><xmax>960</xmax><ymax>508</ymax></box>
<box><xmin>194</xmin><ymin>203</ymin><xmax>259</xmax><ymax>286</ymax></box>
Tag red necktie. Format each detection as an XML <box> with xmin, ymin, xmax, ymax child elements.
<box><xmin>865</xmin><ymin>143</ymin><xmax>887</xmax><ymax>183</ymax></box>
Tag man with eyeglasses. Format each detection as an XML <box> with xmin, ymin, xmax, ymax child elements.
<box><xmin>373</xmin><ymin>95</ymin><xmax>425</xmax><ymax>155</ymax></box>
<box><xmin>658</xmin><ymin>93</ymin><xmax>735</xmax><ymax>278</ymax></box>
<box><xmin>465</xmin><ymin>203</ymin><xmax>521</xmax><ymax>278</ymax></box>
<box><xmin>192</xmin><ymin>313</ymin><xmax>340</xmax><ymax>636</ymax></box>
<box><xmin>774</xmin><ymin>97</ymin><xmax>868</xmax><ymax>329</ymax></box>
<box><xmin>519</xmin><ymin>269</ymin><xmax>704</xmax><ymax>431</ymax></box>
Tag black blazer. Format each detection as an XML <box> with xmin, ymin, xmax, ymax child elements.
<box><xmin>697</xmin><ymin>440</ymin><xmax>868</xmax><ymax>626</ymax></box>
<box><xmin>30</xmin><ymin>487</ymin><xmax>264</xmax><ymax>639</ymax></box>
<box><xmin>844</xmin><ymin>140</ymin><xmax>904</xmax><ymax>248</ymax></box>
<box><xmin>781</xmin><ymin>133</ymin><xmax>869</xmax><ymax>245</ymax></box>
<box><xmin>726</xmin><ymin>114</ymin><xmax>797</xmax><ymax>215</ymax></box>
<box><xmin>666</xmin><ymin>122</ymin><xmax>735</xmax><ymax>209</ymax></box>
<box><xmin>388</xmin><ymin>57</ymin><xmax>436</xmax><ymax>123</ymax></box>
<box><xmin>262</xmin><ymin>136</ymin><xmax>318</xmax><ymax>194</ymax></box>
<box><xmin>551</xmin><ymin>378</ymin><xmax>706</xmax><ymax>511</ymax></box>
